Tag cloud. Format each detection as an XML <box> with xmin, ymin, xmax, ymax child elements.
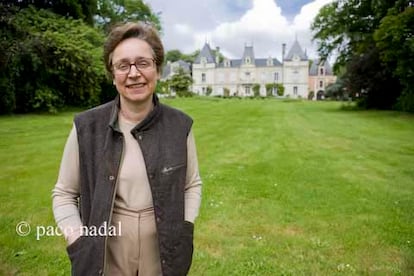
<box><xmin>150</xmin><ymin>0</ymin><xmax>334</xmax><ymax>60</ymax></box>
<box><xmin>291</xmin><ymin>0</ymin><xmax>336</xmax><ymax>56</ymax></box>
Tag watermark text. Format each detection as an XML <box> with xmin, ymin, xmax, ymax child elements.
<box><xmin>15</xmin><ymin>221</ymin><xmax>121</xmax><ymax>240</ymax></box>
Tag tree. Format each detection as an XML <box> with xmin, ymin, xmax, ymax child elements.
<box><xmin>0</xmin><ymin>5</ymin><xmax>105</xmax><ymax>113</ymax></box>
<box><xmin>265</xmin><ymin>83</ymin><xmax>284</xmax><ymax>97</ymax></box>
<box><xmin>311</xmin><ymin>0</ymin><xmax>413</xmax><ymax>111</ymax></box>
<box><xmin>1</xmin><ymin>0</ymin><xmax>97</xmax><ymax>25</ymax></box>
<box><xmin>276</xmin><ymin>84</ymin><xmax>285</xmax><ymax>96</ymax></box>
<box><xmin>252</xmin><ymin>84</ymin><xmax>261</xmax><ymax>97</ymax></box>
<box><xmin>344</xmin><ymin>47</ymin><xmax>401</xmax><ymax>109</ymax></box>
<box><xmin>374</xmin><ymin>6</ymin><xmax>414</xmax><ymax>112</ymax></box>
<box><xmin>325</xmin><ymin>78</ymin><xmax>346</xmax><ymax>100</ymax></box>
<box><xmin>156</xmin><ymin>80</ymin><xmax>170</xmax><ymax>95</ymax></box>
<box><xmin>206</xmin><ymin>86</ymin><xmax>212</xmax><ymax>96</ymax></box>
<box><xmin>169</xmin><ymin>67</ymin><xmax>193</xmax><ymax>96</ymax></box>
<box><xmin>223</xmin><ymin>88</ymin><xmax>230</xmax><ymax>97</ymax></box>
<box><xmin>95</xmin><ymin>0</ymin><xmax>161</xmax><ymax>32</ymax></box>
<box><xmin>265</xmin><ymin>84</ymin><xmax>274</xmax><ymax>97</ymax></box>
<box><xmin>165</xmin><ymin>49</ymin><xmax>200</xmax><ymax>63</ymax></box>
<box><xmin>165</xmin><ymin>50</ymin><xmax>182</xmax><ymax>63</ymax></box>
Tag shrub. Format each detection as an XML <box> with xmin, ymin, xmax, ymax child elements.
<box><xmin>0</xmin><ymin>6</ymin><xmax>105</xmax><ymax>113</ymax></box>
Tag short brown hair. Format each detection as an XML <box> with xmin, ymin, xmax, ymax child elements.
<box><xmin>103</xmin><ymin>22</ymin><xmax>164</xmax><ymax>78</ymax></box>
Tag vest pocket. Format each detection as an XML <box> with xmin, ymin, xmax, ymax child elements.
<box><xmin>66</xmin><ymin>236</ymin><xmax>99</xmax><ymax>275</ymax></box>
<box><xmin>172</xmin><ymin>221</ymin><xmax>194</xmax><ymax>275</ymax></box>
<box><xmin>66</xmin><ymin>235</ymin><xmax>85</xmax><ymax>256</ymax></box>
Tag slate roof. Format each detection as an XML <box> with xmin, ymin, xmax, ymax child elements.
<box><xmin>195</xmin><ymin>43</ymin><xmax>282</xmax><ymax>68</ymax></box>
<box><xmin>162</xmin><ymin>60</ymin><xmax>191</xmax><ymax>79</ymax></box>
<box><xmin>194</xmin><ymin>43</ymin><xmax>216</xmax><ymax>64</ymax></box>
<box><xmin>242</xmin><ymin>45</ymin><xmax>255</xmax><ymax>64</ymax></box>
<box><xmin>309</xmin><ymin>59</ymin><xmax>334</xmax><ymax>76</ymax></box>
<box><xmin>284</xmin><ymin>40</ymin><xmax>308</xmax><ymax>61</ymax></box>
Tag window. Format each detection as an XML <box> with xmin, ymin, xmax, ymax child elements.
<box><xmin>245</xmin><ymin>57</ymin><xmax>251</xmax><ymax>64</ymax></box>
<box><xmin>319</xmin><ymin>81</ymin><xmax>323</xmax><ymax>88</ymax></box>
<box><xmin>273</xmin><ymin>86</ymin><xmax>278</xmax><ymax>96</ymax></box>
<box><xmin>245</xmin><ymin>86</ymin><xmax>251</xmax><ymax>95</ymax></box>
<box><xmin>245</xmin><ymin>72</ymin><xmax>251</xmax><ymax>80</ymax></box>
<box><xmin>293</xmin><ymin>86</ymin><xmax>298</xmax><ymax>96</ymax></box>
<box><xmin>274</xmin><ymin>72</ymin><xmax>279</xmax><ymax>82</ymax></box>
<box><xmin>201</xmin><ymin>73</ymin><xmax>206</xmax><ymax>83</ymax></box>
<box><xmin>320</xmin><ymin>68</ymin><xmax>324</xmax><ymax>75</ymax></box>
<box><xmin>267</xmin><ymin>58</ymin><xmax>273</xmax><ymax>66</ymax></box>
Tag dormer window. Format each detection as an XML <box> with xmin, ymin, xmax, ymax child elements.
<box><xmin>245</xmin><ymin>57</ymin><xmax>251</xmax><ymax>64</ymax></box>
<box><xmin>293</xmin><ymin>55</ymin><xmax>300</xmax><ymax>61</ymax></box>
<box><xmin>267</xmin><ymin>58</ymin><xmax>273</xmax><ymax>66</ymax></box>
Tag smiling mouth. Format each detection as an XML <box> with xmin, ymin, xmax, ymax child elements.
<box><xmin>127</xmin><ymin>83</ymin><xmax>146</xmax><ymax>88</ymax></box>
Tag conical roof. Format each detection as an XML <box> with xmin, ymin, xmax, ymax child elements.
<box><xmin>285</xmin><ymin>40</ymin><xmax>307</xmax><ymax>61</ymax></box>
<box><xmin>194</xmin><ymin>43</ymin><xmax>216</xmax><ymax>64</ymax></box>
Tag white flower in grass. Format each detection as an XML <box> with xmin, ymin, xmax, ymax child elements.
<box><xmin>252</xmin><ymin>234</ymin><xmax>263</xmax><ymax>241</ymax></box>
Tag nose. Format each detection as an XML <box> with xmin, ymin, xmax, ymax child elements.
<box><xmin>128</xmin><ymin>65</ymin><xmax>142</xmax><ymax>77</ymax></box>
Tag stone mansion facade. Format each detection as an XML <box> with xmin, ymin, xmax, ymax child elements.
<box><xmin>189</xmin><ymin>40</ymin><xmax>335</xmax><ymax>99</ymax></box>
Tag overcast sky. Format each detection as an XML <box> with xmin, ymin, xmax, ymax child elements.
<box><xmin>146</xmin><ymin>0</ymin><xmax>334</xmax><ymax>61</ymax></box>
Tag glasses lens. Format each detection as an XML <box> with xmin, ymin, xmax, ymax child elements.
<box><xmin>113</xmin><ymin>58</ymin><xmax>154</xmax><ymax>74</ymax></box>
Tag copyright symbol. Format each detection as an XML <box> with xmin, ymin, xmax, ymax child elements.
<box><xmin>16</xmin><ymin>221</ymin><xmax>31</xmax><ymax>237</ymax></box>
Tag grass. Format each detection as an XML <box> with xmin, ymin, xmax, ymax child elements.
<box><xmin>0</xmin><ymin>97</ymin><xmax>413</xmax><ymax>275</ymax></box>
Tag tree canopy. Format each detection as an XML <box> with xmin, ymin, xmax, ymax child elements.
<box><xmin>0</xmin><ymin>1</ymin><xmax>161</xmax><ymax>114</ymax></box>
<box><xmin>1</xmin><ymin>0</ymin><xmax>97</xmax><ymax>25</ymax></box>
<box><xmin>94</xmin><ymin>0</ymin><xmax>161</xmax><ymax>33</ymax></box>
<box><xmin>312</xmin><ymin>0</ymin><xmax>414</xmax><ymax>111</ymax></box>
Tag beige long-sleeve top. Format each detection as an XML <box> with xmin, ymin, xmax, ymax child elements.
<box><xmin>52</xmin><ymin>114</ymin><xmax>202</xmax><ymax>245</ymax></box>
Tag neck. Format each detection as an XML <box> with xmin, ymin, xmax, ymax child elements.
<box><xmin>119</xmin><ymin>96</ymin><xmax>154</xmax><ymax>124</ymax></box>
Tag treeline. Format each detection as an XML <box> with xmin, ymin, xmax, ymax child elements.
<box><xmin>312</xmin><ymin>0</ymin><xmax>414</xmax><ymax>112</ymax></box>
<box><xmin>0</xmin><ymin>0</ymin><xmax>160</xmax><ymax>113</ymax></box>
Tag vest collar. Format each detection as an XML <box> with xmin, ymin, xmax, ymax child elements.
<box><xmin>108</xmin><ymin>94</ymin><xmax>161</xmax><ymax>132</ymax></box>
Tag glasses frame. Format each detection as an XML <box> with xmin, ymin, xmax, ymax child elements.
<box><xmin>112</xmin><ymin>57</ymin><xmax>156</xmax><ymax>75</ymax></box>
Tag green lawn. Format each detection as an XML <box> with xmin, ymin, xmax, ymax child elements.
<box><xmin>0</xmin><ymin>98</ymin><xmax>413</xmax><ymax>275</ymax></box>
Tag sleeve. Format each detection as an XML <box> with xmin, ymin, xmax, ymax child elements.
<box><xmin>52</xmin><ymin>124</ymin><xmax>83</xmax><ymax>245</ymax></box>
<box><xmin>184</xmin><ymin>128</ymin><xmax>202</xmax><ymax>223</ymax></box>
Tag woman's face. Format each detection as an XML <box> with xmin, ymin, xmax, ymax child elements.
<box><xmin>111</xmin><ymin>38</ymin><xmax>159</xmax><ymax>106</ymax></box>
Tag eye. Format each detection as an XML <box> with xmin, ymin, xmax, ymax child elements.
<box><xmin>137</xmin><ymin>60</ymin><xmax>150</xmax><ymax>67</ymax></box>
<box><xmin>117</xmin><ymin>63</ymin><xmax>130</xmax><ymax>71</ymax></box>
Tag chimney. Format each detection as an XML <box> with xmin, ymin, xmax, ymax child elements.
<box><xmin>282</xmin><ymin>43</ymin><xmax>286</xmax><ymax>61</ymax></box>
<box><xmin>215</xmin><ymin>46</ymin><xmax>220</xmax><ymax>64</ymax></box>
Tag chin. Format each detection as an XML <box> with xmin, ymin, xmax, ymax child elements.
<box><xmin>123</xmin><ymin>92</ymin><xmax>153</xmax><ymax>102</ymax></box>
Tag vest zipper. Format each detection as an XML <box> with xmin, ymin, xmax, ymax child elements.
<box><xmin>102</xmin><ymin>134</ymin><xmax>124</xmax><ymax>275</ymax></box>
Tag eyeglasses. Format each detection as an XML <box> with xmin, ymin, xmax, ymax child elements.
<box><xmin>113</xmin><ymin>57</ymin><xmax>155</xmax><ymax>75</ymax></box>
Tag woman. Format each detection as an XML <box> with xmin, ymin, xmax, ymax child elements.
<box><xmin>52</xmin><ymin>22</ymin><xmax>202</xmax><ymax>276</ymax></box>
